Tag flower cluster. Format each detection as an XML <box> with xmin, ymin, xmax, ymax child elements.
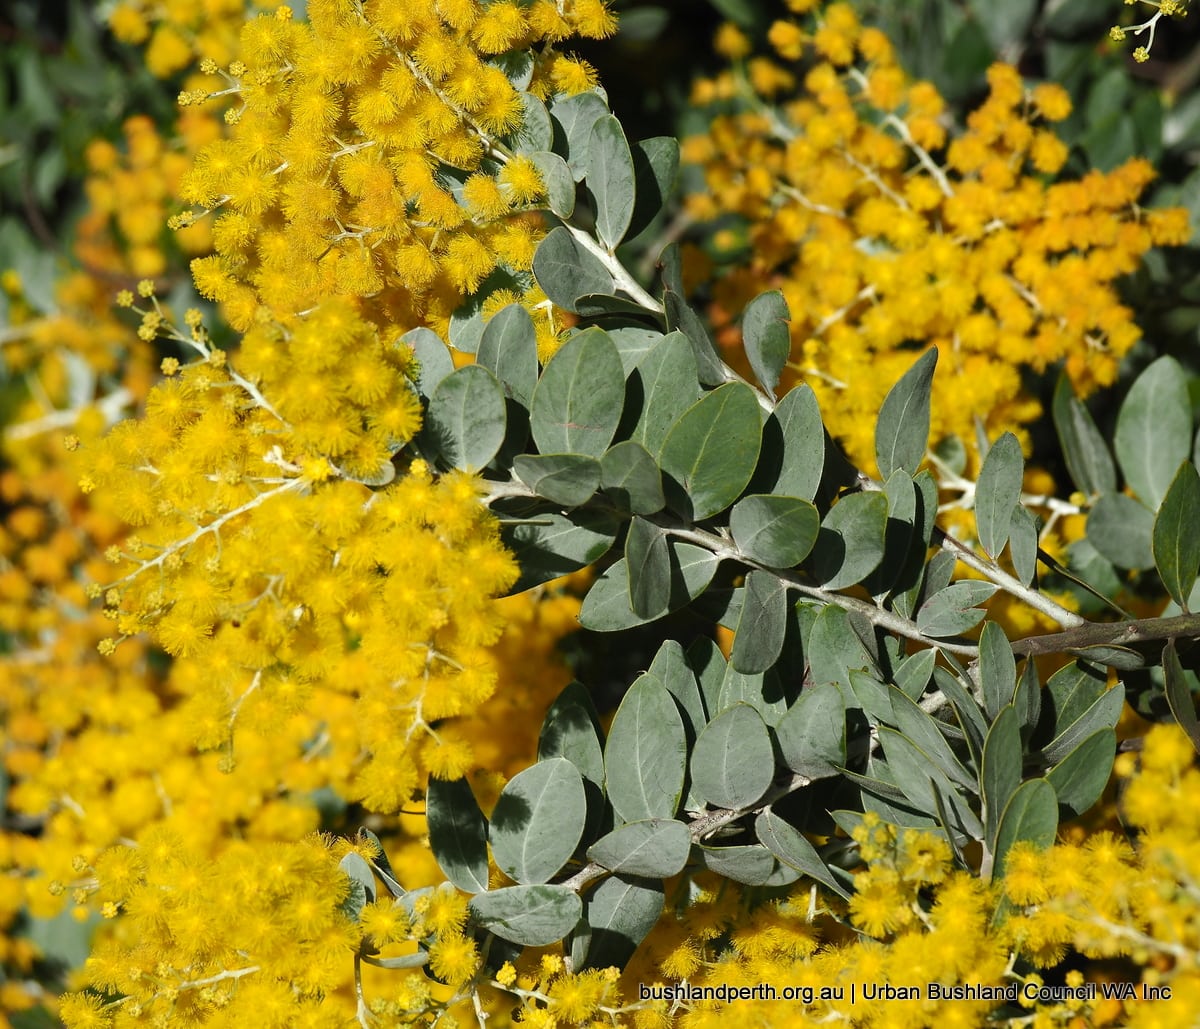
<box><xmin>177</xmin><ymin>0</ymin><xmax>614</xmax><ymax>342</ymax></box>
<box><xmin>683</xmin><ymin>2</ymin><xmax>1189</xmax><ymax>475</ymax></box>
<box><xmin>1111</xmin><ymin>0</ymin><xmax>1191</xmax><ymax>63</ymax></box>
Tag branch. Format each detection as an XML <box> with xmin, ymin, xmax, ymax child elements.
<box><xmin>1010</xmin><ymin>613</ymin><xmax>1200</xmax><ymax>659</ymax></box>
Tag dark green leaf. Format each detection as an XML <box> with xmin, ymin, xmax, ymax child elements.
<box><xmin>916</xmin><ymin>581</ymin><xmax>998</xmax><ymax>637</ymax></box>
<box><xmin>755</xmin><ymin>808</ymin><xmax>850</xmax><ymax>898</ymax></box>
<box><xmin>530</xmin><ymin>326</ymin><xmax>624</xmax><ymax>457</ymax></box>
<box><xmin>533</xmin><ymin>226</ymin><xmax>615</xmax><ymax>313</ymax></box>
<box><xmin>976</xmin><ymin>432</ymin><xmax>1023</xmax><ymax>559</ymax></box>
<box><xmin>1153</xmin><ymin>462</ymin><xmax>1200</xmax><ymax>610</ymax></box>
<box><xmin>660</xmin><ymin>383</ymin><xmax>762</xmax><ymax>520</ymax></box>
<box><xmin>470</xmin><ymin>885</ymin><xmax>582</xmax><ymax>946</ymax></box>
<box><xmin>730</xmin><ymin>571</ymin><xmax>788</xmax><ymax>674</ymax></box>
<box><xmin>981</xmin><ymin>706</ymin><xmax>1021</xmax><ymax>850</ymax></box>
<box><xmin>729</xmin><ymin>494</ymin><xmax>819</xmax><ymax>569</ymax></box>
<box><xmin>810</xmin><ymin>491</ymin><xmax>888</xmax><ymax>589</ymax></box>
<box><xmin>491</xmin><ymin>757</ymin><xmax>586</xmax><ymax>884</ymax></box>
<box><xmin>513</xmin><ymin>453</ymin><xmax>601</xmax><ymax>508</ymax></box>
<box><xmin>427</xmin><ymin>365</ymin><xmax>506</xmax><ymax>470</ymax></box>
<box><xmin>1087</xmin><ymin>492</ymin><xmax>1155</xmax><ymax>570</ymax></box>
<box><xmin>1052</xmin><ymin>375</ymin><xmax>1116</xmax><ymax>497</ymax></box>
<box><xmin>500</xmin><ymin>506</ymin><xmax>618</xmax><ymax>594</ymax></box>
<box><xmin>605</xmin><ymin>673</ymin><xmax>688</xmax><ymax>821</ymax></box>
<box><xmin>588</xmin><ymin>115</ymin><xmax>636</xmax><ymax>251</ymax></box>
<box><xmin>630</xmin><ymin>331</ymin><xmax>702</xmax><ymax>457</ymax></box>
<box><xmin>774</xmin><ymin>681</ymin><xmax>845</xmax><ymax>778</ymax></box>
<box><xmin>600</xmin><ymin>440</ymin><xmax>665</xmax><ymax>515</ymax></box>
<box><xmin>742</xmin><ymin>290</ymin><xmax>790</xmax><ymax>400</ymax></box>
<box><xmin>478</xmin><ymin>304</ymin><xmax>538</xmax><ymax>408</ymax></box>
<box><xmin>1164</xmin><ymin>639</ymin><xmax>1200</xmax><ymax>754</ymax></box>
<box><xmin>1046</xmin><ymin>729</ymin><xmax>1116</xmax><ymax>816</ymax></box>
<box><xmin>993</xmin><ymin>779</ymin><xmax>1058</xmax><ymax>879</ymax></box>
<box><xmin>626</xmin><ymin>517</ymin><xmax>672</xmax><ymax>619</ymax></box>
<box><xmin>528</xmin><ymin>150</ymin><xmax>575</xmax><ymax>217</ymax></box>
<box><xmin>579</xmin><ymin>875</ymin><xmax>664</xmax><ymax>970</ymax></box>
<box><xmin>427</xmin><ymin>777</ymin><xmax>490</xmax><ymax>894</ymax></box>
<box><xmin>586</xmin><ymin>819</ymin><xmax>690</xmax><ymax>877</ymax></box>
<box><xmin>876</xmin><ymin>348</ymin><xmax>937</xmax><ymax>478</ymax></box>
<box><xmin>1114</xmin><ymin>355</ymin><xmax>1192</xmax><ymax>509</ymax></box>
<box><xmin>691</xmin><ymin>703</ymin><xmax>774</xmax><ymax>810</ymax></box>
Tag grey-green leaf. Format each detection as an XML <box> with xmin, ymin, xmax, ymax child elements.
<box><xmin>978</xmin><ymin>621</ymin><xmax>1016</xmax><ymax>721</ymax></box>
<box><xmin>600</xmin><ymin>440</ymin><xmax>665</xmax><ymax>515</ymax></box>
<box><xmin>758</xmin><ymin>384</ymin><xmax>824</xmax><ymax>501</ymax></box>
<box><xmin>578</xmin><ymin>543</ymin><xmax>718</xmax><ymax>630</ymax></box>
<box><xmin>533</xmin><ymin>226</ymin><xmax>615</xmax><ymax>313</ymax></box>
<box><xmin>427</xmin><ymin>777</ymin><xmax>490</xmax><ymax>894</ymax></box>
<box><xmin>755</xmin><ymin>809</ymin><xmax>850</xmax><ymax>899</ymax></box>
<box><xmin>625</xmin><ymin>517</ymin><xmax>672</xmax><ymax>619</ymax></box>
<box><xmin>916</xmin><ymin>581</ymin><xmax>998</xmax><ymax>637</ymax></box>
<box><xmin>490</xmin><ymin>757</ymin><xmax>586</xmax><ymax>884</ymax></box>
<box><xmin>730</xmin><ymin>570</ymin><xmax>788</xmax><ymax>674</ymax></box>
<box><xmin>551</xmin><ymin>91</ymin><xmax>609</xmax><ymax>181</ymax></box>
<box><xmin>470</xmin><ymin>885</ymin><xmax>582</xmax><ymax>947</ymax></box>
<box><xmin>992</xmin><ymin>779</ymin><xmax>1058</xmax><ymax>879</ymax></box>
<box><xmin>628</xmin><ymin>136</ymin><xmax>680</xmax><ymax>239</ymax></box>
<box><xmin>1114</xmin><ymin>355</ymin><xmax>1192</xmax><ymax>509</ymax></box>
<box><xmin>742</xmin><ymin>290</ymin><xmax>790</xmax><ymax>400</ymax></box>
<box><xmin>1052</xmin><ymin>375</ymin><xmax>1116</xmax><ymax>497</ymax></box>
<box><xmin>1087</xmin><ymin>492</ymin><xmax>1156</xmax><ymax>570</ymax></box>
<box><xmin>1153</xmin><ymin>461</ymin><xmax>1200</xmax><ymax>610</ymax></box>
<box><xmin>528</xmin><ymin>150</ymin><xmax>575</xmax><ymax>218</ymax></box>
<box><xmin>404</xmin><ymin>327</ymin><xmax>454</xmax><ymax>399</ymax></box>
<box><xmin>630</xmin><ymin>331</ymin><xmax>702</xmax><ymax>457</ymax></box>
<box><xmin>538</xmin><ymin>681</ymin><xmax>606</xmax><ymax>790</ymax></box>
<box><xmin>586</xmin><ymin>819</ymin><xmax>691</xmax><ymax>877</ymax></box>
<box><xmin>774</xmin><ymin>680</ymin><xmax>846</xmax><ymax>778</ymax></box>
<box><xmin>1163</xmin><ymin>638</ymin><xmax>1200</xmax><ymax>754</ymax></box>
<box><xmin>976</xmin><ymin>432</ymin><xmax>1023</xmax><ymax>559</ymax></box>
<box><xmin>729</xmin><ymin>494</ymin><xmax>820</xmax><ymax>568</ymax></box>
<box><xmin>427</xmin><ymin>364</ymin><xmax>506</xmax><ymax>470</ymax></box>
<box><xmin>588</xmin><ymin>115</ymin><xmax>636</xmax><ymax>251</ymax></box>
<box><xmin>1009</xmin><ymin>504</ymin><xmax>1039</xmax><ymax>586</ymax></box>
<box><xmin>605</xmin><ymin>673</ymin><xmax>688</xmax><ymax>822</ymax></box>
<box><xmin>501</xmin><ymin>506</ymin><xmax>618</xmax><ymax>594</ymax></box>
<box><xmin>579</xmin><ymin>875</ymin><xmax>664</xmax><ymax>970</ymax></box>
<box><xmin>697</xmin><ymin>844</ymin><xmax>777</xmax><ymax>885</ymax></box>
<box><xmin>339</xmin><ymin>852</ymin><xmax>376</xmax><ymax>923</ymax></box>
<box><xmin>530</xmin><ymin>326</ymin><xmax>624</xmax><ymax>457</ymax></box>
<box><xmin>659</xmin><ymin>382</ymin><xmax>762</xmax><ymax>521</ymax></box>
<box><xmin>691</xmin><ymin>703</ymin><xmax>774</xmax><ymax>810</ymax></box>
<box><xmin>876</xmin><ymin>348</ymin><xmax>937</xmax><ymax>478</ymax></box>
<box><xmin>981</xmin><ymin>706</ymin><xmax>1021</xmax><ymax>850</ymax></box>
<box><xmin>478</xmin><ymin>303</ymin><xmax>538</xmax><ymax>408</ymax></box>
<box><xmin>513</xmin><ymin>453</ymin><xmax>601</xmax><ymax>508</ymax></box>
<box><xmin>1046</xmin><ymin>729</ymin><xmax>1116</xmax><ymax>816</ymax></box>
<box><xmin>810</xmin><ymin>491</ymin><xmax>888</xmax><ymax>589</ymax></box>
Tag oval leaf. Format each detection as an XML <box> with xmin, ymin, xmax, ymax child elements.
<box><xmin>1087</xmin><ymin>492</ymin><xmax>1155</xmax><ymax>570</ymax></box>
<box><xmin>490</xmin><ymin>757</ymin><xmax>586</xmax><ymax>884</ymax></box>
<box><xmin>427</xmin><ymin>364</ymin><xmax>506</xmax><ymax>470</ymax></box>
<box><xmin>579</xmin><ymin>875</ymin><xmax>664</xmax><ymax>970</ymax></box>
<box><xmin>588</xmin><ymin>115</ymin><xmax>636</xmax><ymax>251</ymax></box>
<box><xmin>513</xmin><ymin>453</ymin><xmax>601</xmax><ymax>508</ymax></box>
<box><xmin>533</xmin><ymin>226</ymin><xmax>615</xmax><ymax>313</ymax></box>
<box><xmin>578</xmin><ymin>542</ymin><xmax>718</xmax><ymax>631</ymax></box>
<box><xmin>630</xmin><ymin>331</ymin><xmax>702</xmax><ymax>457</ymax></box>
<box><xmin>625</xmin><ymin>517</ymin><xmax>671</xmax><ymax>619</ymax></box>
<box><xmin>477</xmin><ymin>303</ymin><xmax>538</xmax><ymax>408</ymax></box>
<box><xmin>427</xmin><ymin>777</ymin><xmax>490</xmax><ymax>894</ymax></box>
<box><xmin>759</xmin><ymin>384</ymin><xmax>824</xmax><ymax>501</ymax></box>
<box><xmin>1114</xmin><ymin>355</ymin><xmax>1191</xmax><ymax>509</ymax></box>
<box><xmin>810</xmin><ymin>491</ymin><xmax>888</xmax><ymax>590</ymax></box>
<box><xmin>755</xmin><ymin>808</ymin><xmax>850</xmax><ymax>899</ymax></box>
<box><xmin>586</xmin><ymin>819</ymin><xmax>691</xmax><ymax>877</ymax></box>
<box><xmin>605</xmin><ymin>673</ymin><xmax>688</xmax><ymax>822</ymax></box>
<box><xmin>1052</xmin><ymin>375</ymin><xmax>1116</xmax><ymax>497</ymax></box>
<box><xmin>470</xmin><ymin>885</ymin><xmax>582</xmax><ymax>947</ymax></box>
<box><xmin>774</xmin><ymin>681</ymin><xmax>846</xmax><ymax>779</ymax></box>
<box><xmin>730</xmin><ymin>570</ymin><xmax>788</xmax><ymax>675</ymax></box>
<box><xmin>916</xmin><ymin>581</ymin><xmax>999</xmax><ymax>637</ymax></box>
<box><xmin>730</xmin><ymin>494</ymin><xmax>820</xmax><ymax>568</ymax></box>
<box><xmin>691</xmin><ymin>703</ymin><xmax>774</xmax><ymax>810</ymax></box>
<box><xmin>981</xmin><ymin>706</ymin><xmax>1021</xmax><ymax>849</ymax></box>
<box><xmin>659</xmin><ymin>383</ymin><xmax>762</xmax><ymax>521</ymax></box>
<box><xmin>742</xmin><ymin>290</ymin><xmax>790</xmax><ymax>400</ymax></box>
<box><xmin>530</xmin><ymin>327</ymin><xmax>625</xmax><ymax>457</ymax></box>
<box><xmin>1153</xmin><ymin>461</ymin><xmax>1200</xmax><ymax>610</ymax></box>
<box><xmin>1046</xmin><ymin>728</ymin><xmax>1116</xmax><ymax>817</ymax></box>
<box><xmin>976</xmin><ymin>432</ymin><xmax>1023</xmax><ymax>559</ymax></box>
<box><xmin>993</xmin><ymin>779</ymin><xmax>1058</xmax><ymax>879</ymax></box>
<box><xmin>600</xmin><ymin>440</ymin><xmax>665</xmax><ymax>515</ymax></box>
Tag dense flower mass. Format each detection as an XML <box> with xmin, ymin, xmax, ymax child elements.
<box><xmin>683</xmin><ymin>2</ymin><xmax>1189</xmax><ymax>474</ymax></box>
<box><xmin>176</xmin><ymin>0</ymin><xmax>615</xmax><ymax>342</ymax></box>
